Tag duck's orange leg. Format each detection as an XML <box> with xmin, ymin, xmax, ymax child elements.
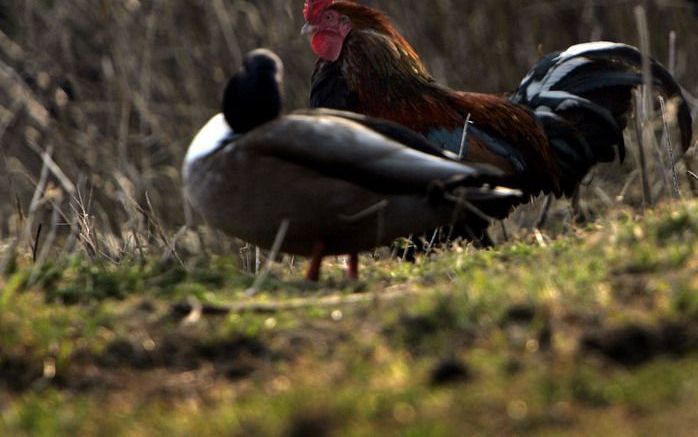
<box><xmin>347</xmin><ymin>253</ymin><xmax>359</xmax><ymax>280</ymax></box>
<box><xmin>306</xmin><ymin>241</ymin><xmax>325</xmax><ymax>282</ymax></box>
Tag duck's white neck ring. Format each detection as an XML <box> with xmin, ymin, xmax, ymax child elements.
<box><xmin>185</xmin><ymin>113</ymin><xmax>237</xmax><ymax>165</ymax></box>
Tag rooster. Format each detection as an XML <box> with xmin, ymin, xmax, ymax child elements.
<box><xmin>302</xmin><ymin>0</ymin><xmax>694</xmax><ymax>211</ymax></box>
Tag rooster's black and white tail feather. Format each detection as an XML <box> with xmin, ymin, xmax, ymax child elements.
<box><xmin>511</xmin><ymin>42</ymin><xmax>693</xmax><ymax>196</ymax></box>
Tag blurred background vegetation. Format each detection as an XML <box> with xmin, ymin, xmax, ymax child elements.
<box><xmin>0</xmin><ymin>0</ymin><xmax>696</xmax><ymax>260</ymax></box>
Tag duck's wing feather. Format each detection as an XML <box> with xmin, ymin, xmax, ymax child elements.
<box><xmin>239</xmin><ymin>114</ymin><xmax>507</xmax><ymax>196</ymax></box>
<box><xmin>292</xmin><ymin>108</ymin><xmax>457</xmax><ymax>160</ymax></box>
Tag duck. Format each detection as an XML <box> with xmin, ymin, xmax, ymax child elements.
<box><xmin>183</xmin><ymin>49</ymin><xmax>519</xmax><ymax>281</ymax></box>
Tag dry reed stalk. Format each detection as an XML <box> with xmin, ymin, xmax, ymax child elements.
<box><xmin>668</xmin><ymin>31</ymin><xmax>677</xmax><ymax>75</ymax></box>
<box><xmin>401</xmin><ymin>234</ymin><xmax>414</xmax><ymax>262</ymax></box>
<box><xmin>70</xmin><ymin>185</ymin><xmax>100</xmax><ymax>260</ymax></box>
<box><xmin>246</xmin><ymin>219</ymin><xmax>290</xmax><ymax>296</ymax></box>
<box><xmin>593</xmin><ymin>186</ymin><xmax>613</xmax><ymax>206</ymax></box>
<box><xmin>115</xmin><ymin>172</ymin><xmax>148</xmax><ymax>261</ymax></box>
<box><xmin>59</xmin><ymin>219</ymin><xmax>79</xmax><ymax>258</ymax></box>
<box><xmin>443</xmin><ymin>190</ymin><xmax>506</xmax><ymax>244</ymax></box>
<box><xmin>138</xmin><ymin>9</ymin><xmax>158</xmax><ymax>135</ymax></box>
<box><xmin>633</xmin><ymin>90</ymin><xmax>653</xmax><ymax>207</ymax></box>
<box><xmin>634</xmin><ymin>5</ymin><xmax>654</xmax><ymax>208</ymax></box>
<box><xmin>240</xmin><ymin>244</ymin><xmax>252</xmax><ymax>273</ymax></box>
<box><xmin>498</xmin><ymin>221</ymin><xmax>509</xmax><ymax>243</ymax></box>
<box><xmin>212</xmin><ymin>0</ymin><xmax>243</xmax><ymax>64</ymax></box>
<box><xmin>339</xmin><ymin>200</ymin><xmax>389</xmax><ymax>223</ymax></box>
<box><xmin>686</xmin><ymin>161</ymin><xmax>698</xmax><ymax>196</ymax></box>
<box><xmin>0</xmin><ymin>99</ymin><xmax>23</xmax><ymax>145</ymax></box>
<box><xmin>0</xmin><ymin>100</ymin><xmax>24</xmax><ymax>242</ymax></box>
<box><xmin>458</xmin><ymin>114</ymin><xmax>472</xmax><ymax>159</ymax></box>
<box><xmin>28</xmin><ymin>203</ymin><xmax>60</xmax><ymax>285</ymax></box>
<box><xmin>658</xmin><ymin>96</ymin><xmax>681</xmax><ymax>198</ymax></box>
<box><xmin>31</xmin><ymin>223</ymin><xmax>42</xmax><ymax>262</ymax></box>
<box><xmin>0</xmin><ymin>58</ymin><xmax>49</xmax><ymax>128</ymax></box>
<box><xmin>570</xmin><ymin>187</ymin><xmax>583</xmax><ymax>221</ymax></box>
<box><xmin>616</xmin><ymin>169</ymin><xmax>639</xmax><ymax>203</ymax></box>
<box><xmin>424</xmin><ymin>228</ymin><xmax>440</xmax><ymax>256</ymax></box>
<box><xmin>144</xmin><ymin>192</ymin><xmax>184</xmax><ymax>267</ymax></box>
<box><xmin>679</xmin><ymin>88</ymin><xmax>698</xmax><ymax>195</ymax></box>
<box><xmin>534</xmin><ymin>195</ymin><xmax>553</xmax><ymax>229</ymax></box>
<box><xmin>0</xmin><ymin>146</ymin><xmax>52</xmax><ymax>274</ymax></box>
<box><xmin>25</xmin><ymin>140</ymin><xmax>76</xmax><ymax>196</ymax></box>
<box><xmin>0</xmin><ymin>28</ymin><xmax>24</xmax><ymax>61</ymax></box>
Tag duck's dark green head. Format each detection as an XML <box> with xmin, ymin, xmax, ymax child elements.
<box><xmin>222</xmin><ymin>49</ymin><xmax>284</xmax><ymax>133</ymax></box>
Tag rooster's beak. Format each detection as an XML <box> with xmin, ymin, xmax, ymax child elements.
<box><xmin>301</xmin><ymin>22</ymin><xmax>318</xmax><ymax>36</ymax></box>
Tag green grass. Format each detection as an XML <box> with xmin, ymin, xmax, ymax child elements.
<box><xmin>1</xmin><ymin>201</ymin><xmax>697</xmax><ymax>436</ymax></box>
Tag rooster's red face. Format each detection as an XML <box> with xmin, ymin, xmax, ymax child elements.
<box><xmin>302</xmin><ymin>1</ymin><xmax>352</xmax><ymax>62</ymax></box>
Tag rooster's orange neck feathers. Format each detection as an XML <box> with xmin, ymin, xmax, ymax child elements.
<box><xmin>328</xmin><ymin>2</ymin><xmax>430</xmax><ymax>79</ymax></box>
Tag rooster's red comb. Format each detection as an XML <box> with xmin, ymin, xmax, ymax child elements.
<box><xmin>303</xmin><ymin>0</ymin><xmax>334</xmax><ymax>21</ymax></box>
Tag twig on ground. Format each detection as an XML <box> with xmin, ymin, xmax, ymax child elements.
<box><xmin>177</xmin><ymin>283</ymin><xmax>434</xmax><ymax>317</ymax></box>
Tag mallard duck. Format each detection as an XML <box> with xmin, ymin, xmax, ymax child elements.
<box><xmin>183</xmin><ymin>49</ymin><xmax>518</xmax><ymax>280</ymax></box>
